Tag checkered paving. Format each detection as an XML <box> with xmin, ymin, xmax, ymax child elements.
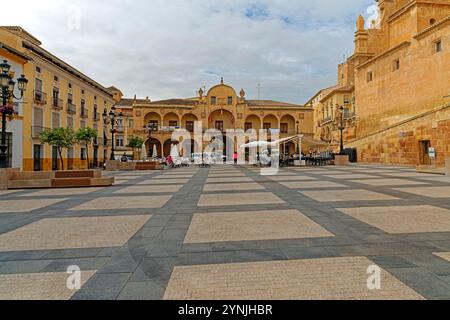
<box><xmin>0</xmin><ymin>165</ymin><xmax>449</xmax><ymax>300</ymax></box>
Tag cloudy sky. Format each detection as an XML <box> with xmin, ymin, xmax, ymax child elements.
<box><xmin>3</xmin><ymin>0</ymin><xmax>374</xmax><ymax>104</ymax></box>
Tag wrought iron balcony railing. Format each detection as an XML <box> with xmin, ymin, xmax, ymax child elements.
<box><xmin>67</xmin><ymin>103</ymin><xmax>77</xmax><ymax>115</ymax></box>
<box><xmin>52</xmin><ymin>98</ymin><xmax>63</xmax><ymax>110</ymax></box>
<box><xmin>32</xmin><ymin>126</ymin><xmax>49</xmax><ymax>138</ymax></box>
<box><xmin>80</xmin><ymin>108</ymin><xmax>89</xmax><ymax>119</ymax></box>
<box><xmin>34</xmin><ymin>90</ymin><xmax>47</xmax><ymax>105</ymax></box>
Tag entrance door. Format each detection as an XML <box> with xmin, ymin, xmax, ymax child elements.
<box><xmin>215</xmin><ymin>121</ymin><xmax>224</xmax><ymax>133</ymax></box>
<box><xmin>93</xmin><ymin>146</ymin><xmax>99</xmax><ymax>168</ymax></box>
<box><xmin>419</xmin><ymin>140</ymin><xmax>431</xmax><ymax>165</ymax></box>
<box><xmin>52</xmin><ymin>146</ymin><xmax>59</xmax><ymax>170</ymax></box>
<box><xmin>33</xmin><ymin>144</ymin><xmax>43</xmax><ymax>171</ymax></box>
<box><xmin>67</xmin><ymin>147</ymin><xmax>74</xmax><ymax>170</ymax></box>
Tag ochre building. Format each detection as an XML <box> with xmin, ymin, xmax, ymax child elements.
<box><xmin>309</xmin><ymin>0</ymin><xmax>450</xmax><ymax>170</ymax></box>
<box><xmin>117</xmin><ymin>79</ymin><xmax>314</xmax><ymax>159</ymax></box>
<box><xmin>0</xmin><ymin>26</ymin><xmax>118</xmax><ymax>171</ymax></box>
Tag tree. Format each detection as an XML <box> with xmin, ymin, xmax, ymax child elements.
<box><xmin>127</xmin><ymin>136</ymin><xmax>145</xmax><ymax>159</ymax></box>
<box><xmin>39</xmin><ymin>127</ymin><xmax>76</xmax><ymax>171</ymax></box>
<box><xmin>75</xmin><ymin>127</ymin><xmax>98</xmax><ymax>169</ymax></box>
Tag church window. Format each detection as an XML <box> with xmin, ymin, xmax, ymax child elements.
<box><xmin>211</xmin><ymin>96</ymin><xmax>217</xmax><ymax>105</ymax></box>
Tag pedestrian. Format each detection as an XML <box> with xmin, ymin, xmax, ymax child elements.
<box><xmin>233</xmin><ymin>152</ymin><xmax>238</xmax><ymax>165</ymax></box>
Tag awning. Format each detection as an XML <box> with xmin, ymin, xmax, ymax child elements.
<box><xmin>301</xmin><ymin>136</ymin><xmax>329</xmax><ymax>147</ymax></box>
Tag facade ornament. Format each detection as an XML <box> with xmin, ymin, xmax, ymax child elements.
<box><xmin>239</xmin><ymin>88</ymin><xmax>245</xmax><ymax>99</ymax></box>
<box><xmin>198</xmin><ymin>87</ymin><xmax>204</xmax><ymax>99</ymax></box>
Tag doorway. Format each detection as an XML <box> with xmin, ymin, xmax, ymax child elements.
<box><xmin>419</xmin><ymin>140</ymin><xmax>431</xmax><ymax>165</ymax></box>
<box><xmin>33</xmin><ymin>144</ymin><xmax>43</xmax><ymax>171</ymax></box>
<box><xmin>52</xmin><ymin>146</ymin><xmax>59</xmax><ymax>170</ymax></box>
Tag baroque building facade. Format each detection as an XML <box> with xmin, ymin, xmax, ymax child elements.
<box><xmin>119</xmin><ymin>79</ymin><xmax>314</xmax><ymax>159</ymax></box>
<box><xmin>310</xmin><ymin>0</ymin><xmax>450</xmax><ymax>170</ymax></box>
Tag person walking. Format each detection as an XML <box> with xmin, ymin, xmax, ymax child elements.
<box><xmin>233</xmin><ymin>152</ymin><xmax>238</xmax><ymax>165</ymax></box>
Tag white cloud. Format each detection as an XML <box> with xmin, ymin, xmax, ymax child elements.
<box><xmin>2</xmin><ymin>0</ymin><xmax>374</xmax><ymax>103</ymax></box>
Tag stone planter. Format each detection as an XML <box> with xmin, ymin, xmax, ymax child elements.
<box><xmin>334</xmin><ymin>155</ymin><xmax>350</xmax><ymax>166</ymax></box>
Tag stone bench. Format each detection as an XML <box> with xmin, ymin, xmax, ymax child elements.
<box><xmin>3</xmin><ymin>169</ymin><xmax>114</xmax><ymax>190</ymax></box>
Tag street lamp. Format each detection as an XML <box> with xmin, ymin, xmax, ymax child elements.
<box><xmin>0</xmin><ymin>60</ymin><xmax>28</xmax><ymax>168</ymax></box>
<box><xmin>338</xmin><ymin>106</ymin><xmax>345</xmax><ymax>155</ymax></box>
<box><xmin>103</xmin><ymin>105</ymin><xmax>123</xmax><ymax>161</ymax></box>
<box><xmin>296</xmin><ymin>120</ymin><xmax>300</xmax><ymax>158</ymax></box>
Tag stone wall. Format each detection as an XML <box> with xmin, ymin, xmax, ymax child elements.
<box><xmin>348</xmin><ymin>105</ymin><xmax>450</xmax><ymax>167</ymax></box>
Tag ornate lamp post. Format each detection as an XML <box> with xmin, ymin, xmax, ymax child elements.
<box><xmin>338</xmin><ymin>106</ymin><xmax>345</xmax><ymax>155</ymax></box>
<box><xmin>296</xmin><ymin>120</ymin><xmax>300</xmax><ymax>157</ymax></box>
<box><xmin>102</xmin><ymin>105</ymin><xmax>123</xmax><ymax>161</ymax></box>
<box><xmin>0</xmin><ymin>60</ymin><xmax>28</xmax><ymax>168</ymax></box>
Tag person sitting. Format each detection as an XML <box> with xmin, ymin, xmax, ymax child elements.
<box><xmin>120</xmin><ymin>153</ymin><xmax>128</xmax><ymax>162</ymax></box>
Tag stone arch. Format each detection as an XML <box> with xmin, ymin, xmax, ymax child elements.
<box><xmin>145</xmin><ymin>138</ymin><xmax>162</xmax><ymax>158</ymax></box>
<box><xmin>181</xmin><ymin>113</ymin><xmax>198</xmax><ymax>132</ymax></box>
<box><xmin>209</xmin><ymin>109</ymin><xmax>235</xmax><ymax>131</ymax></box>
<box><xmin>163</xmin><ymin>139</ymin><xmax>176</xmax><ymax>157</ymax></box>
<box><xmin>244</xmin><ymin>114</ymin><xmax>262</xmax><ymax>132</ymax></box>
<box><xmin>144</xmin><ymin>112</ymin><xmax>162</xmax><ymax>127</ymax></box>
<box><xmin>280</xmin><ymin>114</ymin><xmax>296</xmax><ymax>134</ymax></box>
<box><xmin>163</xmin><ymin>112</ymin><xmax>181</xmax><ymax>127</ymax></box>
<box><xmin>262</xmin><ymin>114</ymin><xmax>279</xmax><ymax>130</ymax></box>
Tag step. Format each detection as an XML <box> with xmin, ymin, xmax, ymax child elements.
<box><xmin>51</xmin><ymin>178</ymin><xmax>92</xmax><ymax>188</ymax></box>
<box><xmin>9</xmin><ymin>171</ymin><xmax>53</xmax><ymax>181</ymax></box>
<box><xmin>8</xmin><ymin>179</ymin><xmax>52</xmax><ymax>189</ymax></box>
<box><xmin>54</xmin><ymin>170</ymin><xmax>95</xmax><ymax>179</ymax></box>
<box><xmin>91</xmin><ymin>177</ymin><xmax>115</xmax><ymax>187</ymax></box>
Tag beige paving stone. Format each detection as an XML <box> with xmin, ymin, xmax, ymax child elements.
<box><xmin>0</xmin><ymin>270</ymin><xmax>96</xmax><ymax>300</ymax></box>
<box><xmin>337</xmin><ymin>205</ymin><xmax>450</xmax><ymax>234</ymax></box>
<box><xmin>19</xmin><ymin>187</ymin><xmax>105</xmax><ymax>197</ymax></box>
<box><xmin>70</xmin><ymin>195</ymin><xmax>171</xmax><ymax>210</ymax></box>
<box><xmin>324</xmin><ymin>174</ymin><xmax>379</xmax><ymax>180</ymax></box>
<box><xmin>138</xmin><ymin>179</ymin><xmax>189</xmax><ymax>185</ymax></box>
<box><xmin>381</xmin><ymin>172</ymin><xmax>437</xmax><ymax>178</ymax></box>
<box><xmin>159</xmin><ymin>175</ymin><xmax>194</xmax><ymax>179</ymax></box>
<box><xmin>208</xmin><ymin>173</ymin><xmax>246</xmax><ymax>178</ymax></box>
<box><xmin>0</xmin><ymin>215</ymin><xmax>150</xmax><ymax>252</ymax></box>
<box><xmin>393</xmin><ymin>187</ymin><xmax>450</xmax><ymax>198</ymax></box>
<box><xmin>350</xmin><ymin>179</ymin><xmax>427</xmax><ymax>186</ymax></box>
<box><xmin>203</xmin><ymin>183</ymin><xmax>264</xmax><ymax>192</ymax></box>
<box><xmin>0</xmin><ymin>198</ymin><xmax>68</xmax><ymax>214</ymax></box>
<box><xmin>115</xmin><ymin>185</ymin><xmax>182</xmax><ymax>194</ymax></box>
<box><xmin>0</xmin><ymin>190</ymin><xmax>23</xmax><ymax>196</ymax></box>
<box><xmin>280</xmin><ymin>181</ymin><xmax>346</xmax><ymax>189</ymax></box>
<box><xmin>113</xmin><ymin>175</ymin><xmax>142</xmax><ymax>180</ymax></box>
<box><xmin>185</xmin><ymin>210</ymin><xmax>333</xmax><ymax>243</ymax></box>
<box><xmin>267</xmin><ymin>175</ymin><xmax>317</xmax><ymax>181</ymax></box>
<box><xmin>417</xmin><ymin>176</ymin><xmax>450</xmax><ymax>183</ymax></box>
<box><xmin>164</xmin><ymin>257</ymin><xmax>423</xmax><ymax>300</ymax></box>
<box><xmin>435</xmin><ymin>252</ymin><xmax>450</xmax><ymax>262</ymax></box>
<box><xmin>207</xmin><ymin>177</ymin><xmax>253</xmax><ymax>184</ymax></box>
<box><xmin>301</xmin><ymin>189</ymin><xmax>398</xmax><ymax>202</ymax></box>
<box><xmin>198</xmin><ymin>192</ymin><xmax>284</xmax><ymax>207</ymax></box>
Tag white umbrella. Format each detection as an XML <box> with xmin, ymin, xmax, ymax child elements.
<box><xmin>171</xmin><ymin>144</ymin><xmax>180</xmax><ymax>161</ymax></box>
<box><xmin>141</xmin><ymin>145</ymin><xmax>148</xmax><ymax>161</ymax></box>
<box><xmin>240</xmin><ymin>141</ymin><xmax>272</xmax><ymax>149</ymax></box>
<box><xmin>152</xmin><ymin>144</ymin><xmax>158</xmax><ymax>159</ymax></box>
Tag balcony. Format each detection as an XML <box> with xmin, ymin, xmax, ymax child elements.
<box><xmin>93</xmin><ymin>111</ymin><xmax>100</xmax><ymax>122</ymax></box>
<box><xmin>67</xmin><ymin>103</ymin><xmax>77</xmax><ymax>115</ymax></box>
<box><xmin>34</xmin><ymin>90</ymin><xmax>47</xmax><ymax>105</ymax></box>
<box><xmin>52</xmin><ymin>98</ymin><xmax>63</xmax><ymax>110</ymax></box>
<box><xmin>80</xmin><ymin>108</ymin><xmax>89</xmax><ymax>119</ymax></box>
<box><xmin>32</xmin><ymin>126</ymin><xmax>49</xmax><ymax>138</ymax></box>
